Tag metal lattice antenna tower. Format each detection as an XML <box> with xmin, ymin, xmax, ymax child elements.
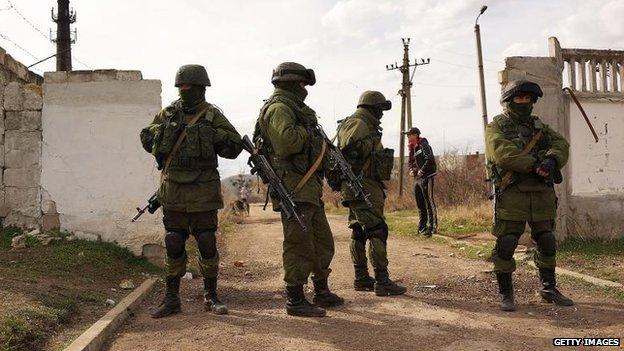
<box><xmin>386</xmin><ymin>38</ymin><xmax>430</xmax><ymax>197</ymax></box>
<box><xmin>51</xmin><ymin>0</ymin><xmax>76</xmax><ymax>71</ymax></box>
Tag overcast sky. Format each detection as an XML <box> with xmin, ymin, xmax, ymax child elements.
<box><xmin>1</xmin><ymin>0</ymin><xmax>623</xmax><ymax>177</ymax></box>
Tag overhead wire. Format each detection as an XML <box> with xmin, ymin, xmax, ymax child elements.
<box><xmin>4</xmin><ymin>0</ymin><xmax>92</xmax><ymax>69</ymax></box>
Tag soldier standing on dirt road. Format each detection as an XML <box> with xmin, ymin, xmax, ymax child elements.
<box><xmin>485</xmin><ymin>79</ymin><xmax>574</xmax><ymax>311</ymax></box>
<box><xmin>336</xmin><ymin>91</ymin><xmax>407</xmax><ymax>296</ymax></box>
<box><xmin>140</xmin><ymin>64</ymin><xmax>243</xmax><ymax>318</ymax></box>
<box><xmin>253</xmin><ymin>62</ymin><xmax>344</xmax><ymax>317</ymax></box>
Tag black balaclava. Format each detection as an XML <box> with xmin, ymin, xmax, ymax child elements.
<box><xmin>179</xmin><ymin>85</ymin><xmax>206</xmax><ymax>112</ymax></box>
<box><xmin>509</xmin><ymin>101</ymin><xmax>533</xmax><ymax>117</ymax></box>
<box><xmin>365</xmin><ymin>106</ymin><xmax>384</xmax><ymax>120</ymax></box>
<box><xmin>275</xmin><ymin>81</ymin><xmax>308</xmax><ymax>101</ymax></box>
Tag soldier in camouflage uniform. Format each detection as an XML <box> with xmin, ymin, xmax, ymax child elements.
<box><xmin>485</xmin><ymin>80</ymin><xmax>574</xmax><ymax>311</ymax></box>
<box><xmin>336</xmin><ymin>91</ymin><xmax>406</xmax><ymax>296</ymax></box>
<box><xmin>140</xmin><ymin>65</ymin><xmax>243</xmax><ymax>318</ymax></box>
<box><xmin>254</xmin><ymin>62</ymin><xmax>343</xmax><ymax>317</ymax></box>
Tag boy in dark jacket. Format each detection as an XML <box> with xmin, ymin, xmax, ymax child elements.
<box><xmin>405</xmin><ymin>127</ymin><xmax>437</xmax><ymax>236</ymax></box>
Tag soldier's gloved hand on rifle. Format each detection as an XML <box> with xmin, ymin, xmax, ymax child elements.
<box><xmin>535</xmin><ymin>157</ymin><xmax>557</xmax><ymax>178</ymax></box>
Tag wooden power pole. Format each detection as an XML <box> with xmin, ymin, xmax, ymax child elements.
<box><xmin>51</xmin><ymin>0</ymin><xmax>76</xmax><ymax>71</ymax></box>
<box><xmin>386</xmin><ymin>38</ymin><xmax>430</xmax><ymax>196</ymax></box>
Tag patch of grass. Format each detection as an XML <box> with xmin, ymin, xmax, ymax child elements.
<box><xmin>0</xmin><ymin>302</ymin><xmax>77</xmax><ymax>351</ymax></box>
<box><xmin>558</xmin><ymin>237</ymin><xmax>624</xmax><ymax>258</ymax></box>
<box><xmin>557</xmin><ymin>237</ymin><xmax>624</xmax><ymax>284</ymax></box>
<box><xmin>7</xmin><ymin>239</ymin><xmax>160</xmax><ymax>279</ymax></box>
<box><xmin>0</xmin><ymin>227</ymin><xmax>163</xmax><ymax>350</ymax></box>
<box><xmin>0</xmin><ymin>227</ymin><xmax>23</xmax><ymax>250</ymax></box>
<box><xmin>557</xmin><ymin>274</ymin><xmax>624</xmax><ymax>303</ymax></box>
<box><xmin>385</xmin><ymin>203</ymin><xmax>491</xmax><ymax>237</ymax></box>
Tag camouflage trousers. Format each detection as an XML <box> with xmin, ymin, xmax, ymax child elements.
<box><xmin>281</xmin><ymin>202</ymin><xmax>335</xmax><ymax>286</ymax></box>
<box><xmin>163</xmin><ymin>209</ymin><xmax>220</xmax><ymax>279</ymax></box>
<box><xmin>491</xmin><ymin>218</ymin><xmax>557</xmax><ymax>273</ymax></box>
<box><xmin>348</xmin><ymin>202</ymin><xmax>388</xmax><ymax>271</ymax></box>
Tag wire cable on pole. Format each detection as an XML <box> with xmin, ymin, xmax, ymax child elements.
<box><xmin>7</xmin><ymin>0</ymin><xmax>49</xmax><ymax>40</ymax></box>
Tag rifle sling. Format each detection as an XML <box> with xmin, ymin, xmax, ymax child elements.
<box><xmin>498</xmin><ymin>129</ymin><xmax>544</xmax><ymax>192</ymax></box>
<box><xmin>160</xmin><ymin>108</ymin><xmax>206</xmax><ymax>184</ymax></box>
<box><xmin>293</xmin><ymin>141</ymin><xmax>327</xmax><ymax>193</ymax></box>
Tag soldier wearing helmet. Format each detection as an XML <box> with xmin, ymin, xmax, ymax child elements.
<box><xmin>140</xmin><ymin>64</ymin><xmax>243</xmax><ymax>318</ymax></box>
<box><xmin>253</xmin><ymin>62</ymin><xmax>344</xmax><ymax>317</ymax></box>
<box><xmin>335</xmin><ymin>90</ymin><xmax>406</xmax><ymax>296</ymax></box>
<box><xmin>485</xmin><ymin>79</ymin><xmax>573</xmax><ymax>311</ymax></box>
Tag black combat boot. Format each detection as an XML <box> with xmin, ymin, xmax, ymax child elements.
<box><xmin>286</xmin><ymin>285</ymin><xmax>326</xmax><ymax>317</ymax></box>
<box><xmin>374</xmin><ymin>269</ymin><xmax>407</xmax><ymax>296</ymax></box>
<box><xmin>538</xmin><ymin>268</ymin><xmax>574</xmax><ymax>306</ymax></box>
<box><xmin>150</xmin><ymin>276</ymin><xmax>182</xmax><ymax>318</ymax></box>
<box><xmin>353</xmin><ymin>264</ymin><xmax>375</xmax><ymax>291</ymax></box>
<box><xmin>203</xmin><ymin>277</ymin><xmax>228</xmax><ymax>315</ymax></box>
<box><xmin>496</xmin><ymin>272</ymin><xmax>516</xmax><ymax>311</ymax></box>
<box><xmin>312</xmin><ymin>278</ymin><xmax>344</xmax><ymax>307</ymax></box>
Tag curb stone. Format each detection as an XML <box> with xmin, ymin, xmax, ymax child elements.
<box><xmin>63</xmin><ymin>278</ymin><xmax>157</xmax><ymax>351</ymax></box>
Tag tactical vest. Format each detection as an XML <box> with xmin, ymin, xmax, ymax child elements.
<box><xmin>151</xmin><ymin>103</ymin><xmax>219</xmax><ymax>182</ymax></box>
<box><xmin>488</xmin><ymin>113</ymin><xmax>553</xmax><ymax>187</ymax></box>
<box><xmin>253</xmin><ymin>94</ymin><xmax>325</xmax><ymax>176</ymax></box>
<box><xmin>336</xmin><ymin>115</ymin><xmax>393</xmax><ymax>181</ymax></box>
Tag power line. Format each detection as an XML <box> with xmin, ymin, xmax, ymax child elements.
<box><xmin>0</xmin><ymin>32</ymin><xmax>39</xmax><ymax>60</ymax></box>
<box><xmin>7</xmin><ymin>0</ymin><xmax>49</xmax><ymax>40</ymax></box>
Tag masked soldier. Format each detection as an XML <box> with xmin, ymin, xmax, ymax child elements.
<box><xmin>485</xmin><ymin>80</ymin><xmax>573</xmax><ymax>311</ymax></box>
<box><xmin>336</xmin><ymin>91</ymin><xmax>406</xmax><ymax>296</ymax></box>
<box><xmin>254</xmin><ymin>62</ymin><xmax>344</xmax><ymax>317</ymax></box>
<box><xmin>140</xmin><ymin>64</ymin><xmax>243</xmax><ymax>318</ymax></box>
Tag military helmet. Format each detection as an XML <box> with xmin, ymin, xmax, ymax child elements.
<box><xmin>175</xmin><ymin>64</ymin><xmax>211</xmax><ymax>87</ymax></box>
<box><xmin>271</xmin><ymin>62</ymin><xmax>316</xmax><ymax>86</ymax></box>
<box><xmin>357</xmin><ymin>90</ymin><xmax>392</xmax><ymax>110</ymax></box>
<box><xmin>500</xmin><ymin>80</ymin><xmax>543</xmax><ymax>103</ymax></box>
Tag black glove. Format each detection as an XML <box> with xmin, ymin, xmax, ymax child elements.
<box><xmin>535</xmin><ymin>157</ymin><xmax>557</xmax><ymax>177</ymax></box>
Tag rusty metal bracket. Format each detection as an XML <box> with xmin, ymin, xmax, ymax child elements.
<box><xmin>563</xmin><ymin>87</ymin><xmax>599</xmax><ymax>143</ymax></box>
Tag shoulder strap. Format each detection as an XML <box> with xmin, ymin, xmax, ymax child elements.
<box><xmin>160</xmin><ymin>105</ymin><xmax>208</xmax><ymax>183</ymax></box>
<box><xmin>498</xmin><ymin>129</ymin><xmax>544</xmax><ymax>192</ymax></box>
<box><xmin>293</xmin><ymin>141</ymin><xmax>326</xmax><ymax>193</ymax></box>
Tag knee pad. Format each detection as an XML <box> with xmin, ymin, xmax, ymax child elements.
<box><xmin>535</xmin><ymin>231</ymin><xmax>556</xmax><ymax>257</ymax></box>
<box><xmin>164</xmin><ymin>231</ymin><xmax>186</xmax><ymax>259</ymax></box>
<box><xmin>351</xmin><ymin>224</ymin><xmax>366</xmax><ymax>243</ymax></box>
<box><xmin>196</xmin><ymin>231</ymin><xmax>217</xmax><ymax>259</ymax></box>
<box><xmin>495</xmin><ymin>234</ymin><xmax>519</xmax><ymax>261</ymax></box>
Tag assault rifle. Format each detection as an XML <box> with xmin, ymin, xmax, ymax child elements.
<box><xmin>315</xmin><ymin>125</ymin><xmax>372</xmax><ymax>208</ymax></box>
<box><xmin>131</xmin><ymin>193</ymin><xmax>161</xmax><ymax>222</ymax></box>
<box><xmin>242</xmin><ymin>135</ymin><xmax>307</xmax><ymax>231</ymax></box>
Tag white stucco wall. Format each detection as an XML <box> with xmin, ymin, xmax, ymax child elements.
<box><xmin>41</xmin><ymin>71</ymin><xmax>163</xmax><ymax>254</ymax></box>
<box><xmin>569</xmin><ymin>99</ymin><xmax>624</xmax><ymax>195</ymax></box>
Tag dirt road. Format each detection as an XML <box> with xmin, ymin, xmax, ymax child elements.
<box><xmin>108</xmin><ymin>204</ymin><xmax>624</xmax><ymax>350</ymax></box>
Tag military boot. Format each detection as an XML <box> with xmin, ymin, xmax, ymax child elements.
<box><xmin>353</xmin><ymin>264</ymin><xmax>375</xmax><ymax>291</ymax></box>
<box><xmin>150</xmin><ymin>277</ymin><xmax>182</xmax><ymax>318</ymax></box>
<box><xmin>538</xmin><ymin>268</ymin><xmax>574</xmax><ymax>306</ymax></box>
<box><xmin>496</xmin><ymin>272</ymin><xmax>516</xmax><ymax>311</ymax></box>
<box><xmin>203</xmin><ymin>277</ymin><xmax>228</xmax><ymax>315</ymax></box>
<box><xmin>312</xmin><ymin>278</ymin><xmax>344</xmax><ymax>307</ymax></box>
<box><xmin>286</xmin><ymin>285</ymin><xmax>326</xmax><ymax>317</ymax></box>
<box><xmin>374</xmin><ymin>269</ymin><xmax>407</xmax><ymax>296</ymax></box>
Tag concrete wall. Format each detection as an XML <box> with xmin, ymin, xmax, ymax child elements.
<box><xmin>41</xmin><ymin>70</ymin><xmax>163</xmax><ymax>254</ymax></box>
<box><xmin>569</xmin><ymin>99</ymin><xmax>624</xmax><ymax>195</ymax></box>
<box><xmin>566</xmin><ymin>98</ymin><xmax>624</xmax><ymax>239</ymax></box>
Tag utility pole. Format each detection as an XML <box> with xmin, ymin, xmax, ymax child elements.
<box><xmin>51</xmin><ymin>0</ymin><xmax>76</xmax><ymax>71</ymax></box>
<box><xmin>386</xmin><ymin>38</ymin><xmax>430</xmax><ymax>197</ymax></box>
<box><xmin>475</xmin><ymin>5</ymin><xmax>488</xmax><ymax>130</ymax></box>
